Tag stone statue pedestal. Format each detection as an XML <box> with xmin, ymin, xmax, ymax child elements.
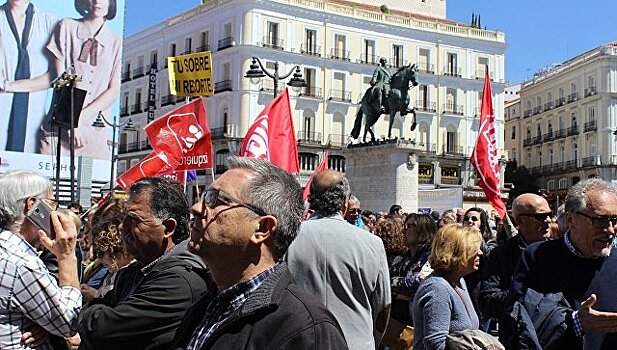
<box><xmin>343</xmin><ymin>141</ymin><xmax>419</xmax><ymax>213</ymax></box>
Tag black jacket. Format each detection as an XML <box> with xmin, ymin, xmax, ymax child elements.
<box><xmin>480</xmin><ymin>234</ymin><xmax>527</xmax><ymax>319</ymax></box>
<box><xmin>172</xmin><ymin>263</ymin><xmax>348</xmax><ymax>350</ymax></box>
<box><xmin>78</xmin><ymin>240</ymin><xmax>211</xmax><ymax>350</ymax></box>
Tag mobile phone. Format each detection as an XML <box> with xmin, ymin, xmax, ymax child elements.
<box><xmin>27</xmin><ymin>200</ymin><xmax>54</xmax><ymax>238</ymax></box>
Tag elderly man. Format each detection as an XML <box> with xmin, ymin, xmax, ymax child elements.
<box><xmin>173</xmin><ymin>157</ymin><xmax>346</xmax><ymax>349</ymax></box>
<box><xmin>287</xmin><ymin>169</ymin><xmax>391</xmax><ymax>349</ymax></box>
<box><xmin>502</xmin><ymin>179</ymin><xmax>617</xmax><ymax>349</ymax></box>
<box><xmin>479</xmin><ymin>193</ymin><xmax>552</xmax><ymax>324</ymax></box>
<box><xmin>344</xmin><ymin>195</ymin><xmax>364</xmax><ymax>228</ymax></box>
<box><xmin>0</xmin><ymin>170</ymin><xmax>81</xmax><ymax>349</ymax></box>
<box><xmin>78</xmin><ymin>177</ymin><xmax>210</xmax><ymax>350</ymax></box>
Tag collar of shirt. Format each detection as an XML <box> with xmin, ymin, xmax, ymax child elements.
<box><xmin>139</xmin><ymin>246</ymin><xmax>174</xmax><ymax>275</ymax></box>
<box><xmin>564</xmin><ymin>232</ymin><xmax>585</xmax><ymax>258</ymax></box>
<box><xmin>0</xmin><ymin>228</ymin><xmax>38</xmax><ymax>257</ymax></box>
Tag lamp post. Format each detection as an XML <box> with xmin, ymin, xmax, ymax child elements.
<box><xmin>92</xmin><ymin>112</ymin><xmax>136</xmax><ymax>196</ymax></box>
<box><xmin>244</xmin><ymin>57</ymin><xmax>306</xmax><ymax>98</ymax></box>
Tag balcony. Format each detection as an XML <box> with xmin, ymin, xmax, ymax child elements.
<box><xmin>443</xmin><ymin>66</ymin><xmax>462</xmax><ymax>78</ymax></box>
<box><xmin>299</xmin><ymin>87</ymin><xmax>323</xmax><ymax>99</ymax></box>
<box><xmin>416</xmin><ymin>63</ymin><xmax>435</xmax><ymax>74</ymax></box>
<box><xmin>300</xmin><ymin>43</ymin><xmax>321</xmax><ymax>57</ymax></box>
<box><xmin>118</xmin><ymin>140</ymin><xmax>152</xmax><ymax>154</ymax></box>
<box><xmin>390</xmin><ymin>58</ymin><xmax>408</xmax><ymax>69</ymax></box>
<box><xmin>261</xmin><ymin>36</ymin><xmax>284</xmax><ymax>50</ymax></box>
<box><xmin>567</xmin><ymin>125</ymin><xmax>579</xmax><ymax>136</ymax></box>
<box><xmin>543</xmin><ymin>101</ymin><xmax>553</xmax><ymax>111</ymax></box>
<box><xmin>415</xmin><ymin>100</ymin><xmax>437</xmax><ymax>113</ymax></box>
<box><xmin>259</xmin><ymin>80</ymin><xmax>274</xmax><ymax>94</ymax></box>
<box><xmin>181</xmin><ymin>49</ymin><xmax>192</xmax><ymax>55</ymax></box>
<box><xmin>328</xmin><ymin>89</ymin><xmax>352</xmax><ymax>103</ymax></box>
<box><xmin>555</xmin><ymin>129</ymin><xmax>566</xmax><ymax>139</ymax></box>
<box><xmin>585</xmin><ymin>86</ymin><xmax>597</xmax><ymax>97</ymax></box>
<box><xmin>161</xmin><ymin>94</ymin><xmax>176</xmax><ymax>106</ymax></box>
<box><xmin>523</xmin><ymin>109</ymin><xmax>532</xmax><ymax>118</ymax></box>
<box><xmin>523</xmin><ymin>138</ymin><xmax>533</xmax><ymax>147</ymax></box>
<box><xmin>210</xmin><ymin>127</ymin><xmax>227</xmax><ymax>140</ymax></box>
<box><xmin>130</xmin><ymin>103</ymin><xmax>143</xmax><ymax>114</ymax></box>
<box><xmin>582</xmin><ymin>156</ymin><xmax>597</xmax><ymax>167</ymax></box>
<box><xmin>442</xmin><ymin>103</ymin><xmax>463</xmax><ymax>115</ymax></box>
<box><xmin>359</xmin><ymin>52</ymin><xmax>378</xmax><ymax>65</ymax></box>
<box><xmin>555</xmin><ymin>97</ymin><xmax>566</xmax><ymax>107</ymax></box>
<box><xmin>119</xmin><ymin>106</ymin><xmax>129</xmax><ymax>117</ymax></box>
<box><xmin>474</xmin><ymin>69</ymin><xmax>493</xmax><ymax>80</ymax></box>
<box><xmin>214</xmin><ymin>80</ymin><xmax>232</xmax><ymax>93</ymax></box>
<box><xmin>584</xmin><ymin>120</ymin><xmax>597</xmax><ymax>132</ymax></box>
<box><xmin>121</xmin><ymin>71</ymin><xmax>131</xmax><ymax>82</ymax></box>
<box><xmin>442</xmin><ymin>145</ymin><xmax>465</xmax><ymax>156</ymax></box>
<box><xmin>218</xmin><ymin>36</ymin><xmax>234</xmax><ymax>50</ymax></box>
<box><xmin>297</xmin><ymin>131</ymin><xmax>322</xmax><ymax>145</ymax></box>
<box><xmin>330</xmin><ymin>48</ymin><xmax>350</xmax><ymax>61</ymax></box>
<box><xmin>541</xmin><ymin>164</ymin><xmax>554</xmax><ymax>174</ymax></box>
<box><xmin>195</xmin><ymin>44</ymin><xmax>210</xmax><ymax>52</ymax></box>
<box><xmin>530</xmin><ymin>166</ymin><xmax>542</xmax><ymax>176</ymax></box>
<box><xmin>564</xmin><ymin>160</ymin><xmax>577</xmax><ymax>170</ymax></box>
<box><xmin>567</xmin><ymin>92</ymin><xmax>579</xmax><ymax>103</ymax></box>
<box><xmin>533</xmin><ymin>106</ymin><xmax>542</xmax><ymax>115</ymax></box>
<box><xmin>543</xmin><ymin>131</ymin><xmax>554</xmax><ymax>142</ymax></box>
<box><xmin>132</xmin><ymin>66</ymin><xmax>145</xmax><ymax>79</ymax></box>
<box><xmin>327</xmin><ymin>134</ymin><xmax>346</xmax><ymax>148</ymax></box>
<box><xmin>532</xmin><ymin>135</ymin><xmax>542</xmax><ymax>145</ymax></box>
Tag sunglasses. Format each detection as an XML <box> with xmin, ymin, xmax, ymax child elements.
<box><xmin>576</xmin><ymin>211</ymin><xmax>617</xmax><ymax>229</ymax></box>
<box><xmin>464</xmin><ymin>216</ymin><xmax>479</xmax><ymax>222</ymax></box>
<box><xmin>201</xmin><ymin>188</ymin><xmax>266</xmax><ymax>216</ymax></box>
<box><xmin>518</xmin><ymin>212</ymin><xmax>552</xmax><ymax>222</ymax></box>
<box><xmin>348</xmin><ymin>208</ymin><xmax>361</xmax><ymax>214</ymax></box>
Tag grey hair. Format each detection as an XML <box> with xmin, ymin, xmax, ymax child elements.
<box><xmin>226</xmin><ymin>156</ymin><xmax>304</xmax><ymax>260</ymax></box>
<box><xmin>0</xmin><ymin>170</ymin><xmax>52</xmax><ymax>229</ymax></box>
<box><xmin>564</xmin><ymin>178</ymin><xmax>617</xmax><ymax>213</ymax></box>
<box><xmin>349</xmin><ymin>195</ymin><xmax>360</xmax><ymax>207</ymax></box>
<box><xmin>308</xmin><ymin>174</ymin><xmax>350</xmax><ymax>215</ymax></box>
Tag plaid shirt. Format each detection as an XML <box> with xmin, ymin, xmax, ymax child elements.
<box><xmin>186</xmin><ymin>263</ymin><xmax>280</xmax><ymax>350</ymax></box>
<box><xmin>0</xmin><ymin>229</ymin><xmax>82</xmax><ymax>349</ymax></box>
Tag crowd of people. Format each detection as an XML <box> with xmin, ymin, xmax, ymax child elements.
<box><xmin>1</xmin><ymin>158</ymin><xmax>617</xmax><ymax>350</ymax></box>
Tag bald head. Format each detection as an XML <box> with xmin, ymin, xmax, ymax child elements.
<box><xmin>512</xmin><ymin>194</ymin><xmax>550</xmax><ymax>219</ymax></box>
<box><xmin>308</xmin><ymin>170</ymin><xmax>350</xmax><ymax>216</ymax></box>
<box><xmin>512</xmin><ymin>193</ymin><xmax>552</xmax><ymax>243</ymax></box>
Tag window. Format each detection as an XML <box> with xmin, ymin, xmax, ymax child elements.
<box><xmin>446</xmin><ymin>131</ymin><xmax>457</xmax><ymax>153</ymax></box>
<box><xmin>223</xmin><ymin>22</ymin><xmax>232</xmax><ymax>38</ymax></box>
<box><xmin>303</xmin><ymin>110</ymin><xmax>315</xmax><ymax>140</ymax></box>
<box><xmin>573</xmin><ymin>143</ymin><xmax>578</xmax><ymax>162</ymax></box>
<box><xmin>477</xmin><ymin>57</ymin><xmax>488</xmax><ymax>78</ymax></box>
<box><xmin>419</xmin><ymin>48</ymin><xmax>431</xmax><ymax>72</ymax></box>
<box><xmin>536</xmin><ymin>96</ymin><xmax>541</xmax><ymax>109</ymax></box>
<box><xmin>511</xmin><ymin>126</ymin><xmax>516</xmax><ymax>139</ymax></box>
<box><xmin>572</xmin><ymin>176</ymin><xmax>580</xmax><ymax>186</ymax></box>
<box><xmin>446</xmin><ymin>53</ymin><xmax>458</xmax><ymax>76</ymax></box>
<box><xmin>222</xmin><ymin>62</ymin><xmax>231</xmax><ymax>80</ymax></box>
<box><xmin>560</xmin><ymin>145</ymin><xmax>565</xmax><ymax>163</ymax></box>
<box><xmin>526</xmin><ymin>126</ymin><xmax>531</xmax><ymax>140</ymax></box>
<box><xmin>547</xmin><ymin>180</ymin><xmax>555</xmax><ymax>191</ymax></box>
<box><xmin>299</xmin><ymin>153</ymin><xmax>318</xmax><ymax>171</ymax></box>
<box><xmin>303</xmin><ymin>68</ymin><xmax>316</xmax><ymax>96</ymax></box>
<box><xmin>446</xmin><ymin>88</ymin><xmax>456</xmax><ymax>111</ymax></box>
<box><xmin>548</xmin><ymin>148</ymin><xmax>554</xmax><ymax>164</ymax></box>
<box><xmin>304</xmin><ymin>29</ymin><xmax>317</xmax><ymax>54</ymax></box>
<box><xmin>199</xmin><ymin>31</ymin><xmax>209</xmax><ymax>51</ymax></box>
<box><xmin>333</xmin><ymin>34</ymin><xmax>346</xmax><ymax>59</ymax></box>
<box><xmin>536</xmin><ymin>124</ymin><xmax>541</xmax><ymax>137</ymax></box>
<box><xmin>215</xmin><ymin>149</ymin><xmax>230</xmax><ymax>174</ymax></box>
<box><xmin>328</xmin><ymin>155</ymin><xmax>346</xmax><ymax>173</ymax></box>
<box><xmin>363</xmin><ymin>39</ymin><xmax>376</xmax><ymax>64</ymax></box>
<box><xmin>418</xmin><ymin>85</ymin><xmax>429</xmax><ymax>109</ymax></box>
<box><xmin>184</xmin><ymin>37</ymin><xmax>192</xmax><ymax>54</ymax></box>
<box><xmin>392</xmin><ymin>44</ymin><xmax>404</xmax><ymax>68</ymax></box>
<box><xmin>558</xmin><ymin>178</ymin><xmax>568</xmax><ymax>190</ymax></box>
<box><xmin>266</xmin><ymin>21</ymin><xmax>279</xmax><ymax>47</ymax></box>
<box><xmin>169</xmin><ymin>43</ymin><xmax>176</xmax><ymax>57</ymax></box>
<box><xmin>149</xmin><ymin>51</ymin><xmax>158</xmax><ymax>68</ymax></box>
<box><xmin>572</xmin><ymin>113</ymin><xmax>577</xmax><ymax>128</ymax></box>
<box><xmin>588</xmin><ymin>106</ymin><xmax>596</xmax><ymax>122</ymax></box>
<box><xmin>548</xmin><ymin>122</ymin><xmax>553</xmax><ymax>135</ymax></box>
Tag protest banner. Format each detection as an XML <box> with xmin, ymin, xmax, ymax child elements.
<box><xmin>167</xmin><ymin>51</ymin><xmax>214</xmax><ymax>97</ymax></box>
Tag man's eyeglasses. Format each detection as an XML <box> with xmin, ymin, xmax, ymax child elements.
<box><xmin>348</xmin><ymin>208</ymin><xmax>361</xmax><ymax>214</ymax></box>
<box><xmin>576</xmin><ymin>211</ymin><xmax>617</xmax><ymax>229</ymax></box>
<box><xmin>201</xmin><ymin>188</ymin><xmax>266</xmax><ymax>216</ymax></box>
<box><xmin>518</xmin><ymin>212</ymin><xmax>552</xmax><ymax>222</ymax></box>
<box><xmin>465</xmin><ymin>216</ymin><xmax>479</xmax><ymax>222</ymax></box>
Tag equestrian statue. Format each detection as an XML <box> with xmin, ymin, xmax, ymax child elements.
<box><xmin>351</xmin><ymin>58</ymin><xmax>419</xmax><ymax>142</ymax></box>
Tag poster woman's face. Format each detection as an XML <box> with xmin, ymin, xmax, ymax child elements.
<box><xmin>8</xmin><ymin>0</ymin><xmax>31</xmax><ymax>8</ymax></box>
<box><xmin>88</xmin><ymin>0</ymin><xmax>110</xmax><ymax>19</ymax></box>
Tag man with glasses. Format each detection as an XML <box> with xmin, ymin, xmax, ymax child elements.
<box><xmin>0</xmin><ymin>170</ymin><xmax>81</xmax><ymax>348</ymax></box>
<box><xmin>344</xmin><ymin>195</ymin><xmax>365</xmax><ymax>229</ymax></box>
<box><xmin>502</xmin><ymin>179</ymin><xmax>617</xmax><ymax>349</ymax></box>
<box><xmin>287</xmin><ymin>169</ymin><xmax>391</xmax><ymax>349</ymax></box>
<box><xmin>479</xmin><ymin>193</ymin><xmax>551</xmax><ymax>330</ymax></box>
<box><xmin>78</xmin><ymin>177</ymin><xmax>210</xmax><ymax>350</ymax></box>
<box><xmin>172</xmin><ymin>157</ymin><xmax>346</xmax><ymax>349</ymax></box>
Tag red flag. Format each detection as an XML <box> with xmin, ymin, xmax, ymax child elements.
<box><xmin>116</xmin><ymin>151</ymin><xmax>179</xmax><ymax>191</ymax></box>
<box><xmin>160</xmin><ymin>170</ymin><xmax>186</xmax><ymax>187</ymax></box>
<box><xmin>145</xmin><ymin>98</ymin><xmax>213</xmax><ymax>171</ymax></box>
<box><xmin>303</xmin><ymin>152</ymin><xmax>328</xmax><ymax>201</ymax></box>
<box><xmin>238</xmin><ymin>89</ymin><xmax>300</xmax><ymax>173</ymax></box>
<box><xmin>471</xmin><ymin>66</ymin><xmax>506</xmax><ymax>218</ymax></box>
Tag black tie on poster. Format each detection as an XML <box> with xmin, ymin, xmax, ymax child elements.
<box><xmin>50</xmin><ymin>85</ymin><xmax>87</xmax><ymax>128</ymax></box>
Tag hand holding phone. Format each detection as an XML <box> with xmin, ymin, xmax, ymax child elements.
<box><xmin>27</xmin><ymin>200</ymin><xmax>54</xmax><ymax>238</ymax></box>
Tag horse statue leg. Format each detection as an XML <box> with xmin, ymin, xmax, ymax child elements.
<box><xmin>351</xmin><ymin>107</ymin><xmax>364</xmax><ymax>140</ymax></box>
<box><xmin>409</xmin><ymin>108</ymin><xmax>417</xmax><ymax>131</ymax></box>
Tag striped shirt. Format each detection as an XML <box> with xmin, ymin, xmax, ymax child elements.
<box><xmin>0</xmin><ymin>229</ymin><xmax>82</xmax><ymax>349</ymax></box>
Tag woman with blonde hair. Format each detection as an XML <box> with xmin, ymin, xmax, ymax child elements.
<box><xmin>411</xmin><ymin>224</ymin><xmax>484</xmax><ymax>350</ymax></box>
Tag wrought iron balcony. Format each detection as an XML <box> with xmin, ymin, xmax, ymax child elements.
<box><xmin>329</xmin><ymin>48</ymin><xmax>350</xmax><ymax>61</ymax></box>
<box><xmin>523</xmin><ymin>109</ymin><xmax>532</xmax><ymax>118</ymax></box>
<box><xmin>327</xmin><ymin>134</ymin><xmax>346</xmax><ymax>148</ymax></box>
<box><xmin>533</xmin><ymin>106</ymin><xmax>542</xmax><ymax>115</ymax></box>
<box><xmin>443</xmin><ymin>66</ymin><xmax>462</xmax><ymax>77</ymax></box>
<box><xmin>195</xmin><ymin>44</ymin><xmax>210</xmax><ymax>52</ymax></box>
<box><xmin>585</xmin><ymin>86</ymin><xmax>597</xmax><ymax>97</ymax></box>
<box><xmin>261</xmin><ymin>36</ymin><xmax>284</xmax><ymax>50</ymax></box>
<box><xmin>359</xmin><ymin>53</ymin><xmax>378</xmax><ymax>65</ymax></box>
<box><xmin>390</xmin><ymin>58</ymin><xmax>408</xmax><ymax>69</ymax></box>
<box><xmin>442</xmin><ymin>145</ymin><xmax>465</xmax><ymax>156</ymax></box>
<box><xmin>564</xmin><ymin>160</ymin><xmax>577</xmax><ymax>170</ymax></box>
<box><xmin>328</xmin><ymin>89</ymin><xmax>352</xmax><ymax>103</ymax></box>
<box><xmin>161</xmin><ymin>94</ymin><xmax>176</xmax><ymax>106</ymax></box>
<box><xmin>555</xmin><ymin>129</ymin><xmax>566</xmax><ymax>139</ymax></box>
<box><xmin>300</xmin><ymin>43</ymin><xmax>321</xmax><ymax>57</ymax></box>
<box><xmin>297</xmin><ymin>131</ymin><xmax>322</xmax><ymax>144</ymax></box>
<box><xmin>119</xmin><ymin>106</ymin><xmax>129</xmax><ymax>117</ymax></box>
<box><xmin>543</xmin><ymin>132</ymin><xmax>554</xmax><ymax>142</ymax></box>
<box><xmin>132</xmin><ymin>66</ymin><xmax>145</xmax><ymax>79</ymax></box>
<box><xmin>543</xmin><ymin>101</ymin><xmax>553</xmax><ymax>111</ymax></box>
<box><xmin>130</xmin><ymin>103</ymin><xmax>143</xmax><ymax>114</ymax></box>
<box><xmin>442</xmin><ymin>103</ymin><xmax>463</xmax><ymax>115</ymax></box>
<box><xmin>567</xmin><ymin>125</ymin><xmax>579</xmax><ymax>136</ymax></box>
<box><xmin>567</xmin><ymin>92</ymin><xmax>579</xmax><ymax>103</ymax></box>
<box><xmin>523</xmin><ymin>138</ymin><xmax>533</xmax><ymax>147</ymax></box>
<box><xmin>415</xmin><ymin>100</ymin><xmax>437</xmax><ymax>113</ymax></box>
<box><xmin>582</xmin><ymin>156</ymin><xmax>597</xmax><ymax>167</ymax></box>
<box><xmin>214</xmin><ymin>80</ymin><xmax>232</xmax><ymax>93</ymax></box>
<box><xmin>532</xmin><ymin>135</ymin><xmax>542</xmax><ymax>145</ymax></box>
<box><xmin>299</xmin><ymin>87</ymin><xmax>323</xmax><ymax>99</ymax></box>
<box><xmin>530</xmin><ymin>166</ymin><xmax>542</xmax><ymax>176</ymax></box>
<box><xmin>181</xmin><ymin>49</ymin><xmax>192</xmax><ymax>55</ymax></box>
<box><xmin>121</xmin><ymin>71</ymin><xmax>131</xmax><ymax>82</ymax></box>
<box><xmin>416</xmin><ymin>63</ymin><xmax>435</xmax><ymax>74</ymax></box>
<box><xmin>555</xmin><ymin>97</ymin><xmax>566</xmax><ymax>107</ymax></box>
<box><xmin>584</xmin><ymin>120</ymin><xmax>597</xmax><ymax>132</ymax></box>
<box><xmin>218</xmin><ymin>36</ymin><xmax>234</xmax><ymax>50</ymax></box>
<box><xmin>474</xmin><ymin>69</ymin><xmax>493</xmax><ymax>80</ymax></box>
<box><xmin>118</xmin><ymin>140</ymin><xmax>152</xmax><ymax>154</ymax></box>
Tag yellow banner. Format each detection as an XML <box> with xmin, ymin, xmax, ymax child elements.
<box><xmin>167</xmin><ymin>51</ymin><xmax>214</xmax><ymax>97</ymax></box>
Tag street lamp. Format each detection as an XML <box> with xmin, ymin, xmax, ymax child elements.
<box><xmin>244</xmin><ymin>57</ymin><xmax>306</xmax><ymax>98</ymax></box>
<box><xmin>92</xmin><ymin>112</ymin><xmax>137</xmax><ymax>195</ymax></box>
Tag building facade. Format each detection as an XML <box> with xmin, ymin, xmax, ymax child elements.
<box><xmin>118</xmin><ymin>0</ymin><xmax>508</xmax><ymax>210</ymax></box>
<box><xmin>506</xmin><ymin>42</ymin><xmax>617</xmax><ymax>201</ymax></box>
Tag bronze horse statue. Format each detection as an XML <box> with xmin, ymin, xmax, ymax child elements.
<box><xmin>351</xmin><ymin>63</ymin><xmax>418</xmax><ymax>142</ymax></box>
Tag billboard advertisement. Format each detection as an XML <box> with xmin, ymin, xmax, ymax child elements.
<box><xmin>0</xmin><ymin>0</ymin><xmax>125</xmax><ymax>166</ymax></box>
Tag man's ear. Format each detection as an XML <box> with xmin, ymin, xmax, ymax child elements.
<box><xmin>250</xmin><ymin>215</ymin><xmax>277</xmax><ymax>244</ymax></box>
<box><xmin>341</xmin><ymin>194</ymin><xmax>350</xmax><ymax>216</ymax></box>
<box><xmin>162</xmin><ymin>218</ymin><xmax>177</xmax><ymax>239</ymax></box>
<box><xmin>24</xmin><ymin>196</ymin><xmax>37</xmax><ymax>215</ymax></box>
<box><xmin>565</xmin><ymin>211</ymin><xmax>574</xmax><ymax>229</ymax></box>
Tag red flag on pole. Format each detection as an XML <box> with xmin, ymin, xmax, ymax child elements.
<box><xmin>116</xmin><ymin>151</ymin><xmax>179</xmax><ymax>191</ymax></box>
<box><xmin>238</xmin><ymin>89</ymin><xmax>300</xmax><ymax>173</ymax></box>
<box><xmin>145</xmin><ymin>98</ymin><xmax>213</xmax><ymax>171</ymax></box>
<box><xmin>471</xmin><ymin>66</ymin><xmax>506</xmax><ymax>219</ymax></box>
<box><xmin>303</xmin><ymin>152</ymin><xmax>328</xmax><ymax>201</ymax></box>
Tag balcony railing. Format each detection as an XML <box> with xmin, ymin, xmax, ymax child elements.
<box><xmin>359</xmin><ymin>53</ymin><xmax>378</xmax><ymax>65</ymax></box>
<box><xmin>564</xmin><ymin>160</ymin><xmax>577</xmax><ymax>170</ymax></box>
<box><xmin>300</xmin><ymin>43</ymin><xmax>321</xmax><ymax>56</ymax></box>
<box><xmin>261</xmin><ymin>36</ymin><xmax>284</xmax><ymax>50</ymax></box>
<box><xmin>541</xmin><ymin>164</ymin><xmax>553</xmax><ymax>174</ymax></box>
<box><xmin>214</xmin><ymin>80</ymin><xmax>232</xmax><ymax>93</ymax></box>
<box><xmin>218</xmin><ymin>36</ymin><xmax>234</xmax><ymax>50</ymax></box>
<box><xmin>555</xmin><ymin>97</ymin><xmax>566</xmax><ymax>107</ymax></box>
<box><xmin>533</xmin><ymin>106</ymin><xmax>542</xmax><ymax>115</ymax></box>
<box><xmin>297</xmin><ymin>131</ymin><xmax>322</xmax><ymax>144</ymax></box>
<box><xmin>328</xmin><ymin>89</ymin><xmax>352</xmax><ymax>103</ymax></box>
<box><xmin>442</xmin><ymin>103</ymin><xmax>463</xmax><ymax>115</ymax></box>
<box><xmin>523</xmin><ymin>109</ymin><xmax>532</xmax><ymax>118</ymax></box>
<box><xmin>584</xmin><ymin>120</ymin><xmax>597</xmax><ymax>132</ymax></box>
<box><xmin>543</xmin><ymin>101</ymin><xmax>553</xmax><ymax>111</ymax></box>
<box><xmin>415</xmin><ymin>100</ymin><xmax>437</xmax><ymax>113</ymax></box>
<box><xmin>299</xmin><ymin>87</ymin><xmax>323</xmax><ymax>99</ymax></box>
<box><xmin>555</xmin><ymin>129</ymin><xmax>566</xmax><ymax>139</ymax></box>
<box><xmin>181</xmin><ymin>49</ymin><xmax>192</xmax><ymax>55</ymax></box>
<box><xmin>119</xmin><ymin>106</ymin><xmax>129</xmax><ymax>117</ymax></box>
<box><xmin>585</xmin><ymin>86</ymin><xmax>597</xmax><ymax>97</ymax></box>
<box><xmin>416</xmin><ymin>63</ymin><xmax>435</xmax><ymax>74</ymax></box>
<box><xmin>327</xmin><ymin>134</ymin><xmax>346</xmax><ymax>148</ymax></box>
<box><xmin>210</xmin><ymin>127</ymin><xmax>227</xmax><ymax>140</ymax></box>
<box><xmin>329</xmin><ymin>48</ymin><xmax>350</xmax><ymax>61</ymax></box>
<box><xmin>443</xmin><ymin>145</ymin><xmax>465</xmax><ymax>156</ymax></box>
<box><xmin>474</xmin><ymin>69</ymin><xmax>493</xmax><ymax>80</ymax></box>
<box><xmin>567</xmin><ymin>92</ymin><xmax>579</xmax><ymax>103</ymax></box>
<box><xmin>161</xmin><ymin>94</ymin><xmax>176</xmax><ymax>106</ymax></box>
<box><xmin>121</xmin><ymin>71</ymin><xmax>131</xmax><ymax>82</ymax></box>
<box><xmin>118</xmin><ymin>140</ymin><xmax>152</xmax><ymax>154</ymax></box>
<box><xmin>390</xmin><ymin>58</ymin><xmax>408</xmax><ymax>69</ymax></box>
<box><xmin>582</xmin><ymin>156</ymin><xmax>597</xmax><ymax>167</ymax></box>
<box><xmin>130</xmin><ymin>103</ymin><xmax>143</xmax><ymax>114</ymax></box>
<box><xmin>523</xmin><ymin>138</ymin><xmax>533</xmax><ymax>147</ymax></box>
<box><xmin>443</xmin><ymin>66</ymin><xmax>462</xmax><ymax>77</ymax></box>
<box><xmin>532</xmin><ymin>135</ymin><xmax>542</xmax><ymax>145</ymax></box>
<box><xmin>132</xmin><ymin>66</ymin><xmax>145</xmax><ymax>79</ymax></box>
<box><xmin>195</xmin><ymin>44</ymin><xmax>210</xmax><ymax>52</ymax></box>
<box><xmin>567</xmin><ymin>125</ymin><xmax>579</xmax><ymax>136</ymax></box>
<box><xmin>543</xmin><ymin>131</ymin><xmax>554</xmax><ymax>142</ymax></box>
<box><xmin>530</xmin><ymin>166</ymin><xmax>542</xmax><ymax>176</ymax></box>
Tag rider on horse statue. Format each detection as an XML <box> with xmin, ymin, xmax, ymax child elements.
<box><xmin>370</xmin><ymin>57</ymin><xmax>391</xmax><ymax>112</ymax></box>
